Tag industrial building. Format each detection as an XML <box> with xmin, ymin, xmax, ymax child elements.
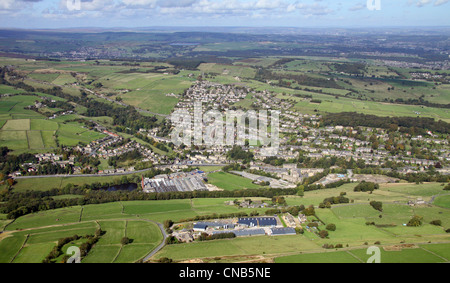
<box><xmin>142</xmin><ymin>170</ymin><xmax>208</xmax><ymax>193</ymax></box>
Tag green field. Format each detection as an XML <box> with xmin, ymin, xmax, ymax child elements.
<box><xmin>207</xmin><ymin>171</ymin><xmax>266</xmax><ymax>191</ymax></box>
<box><xmin>0</xmin><ymin>119</ymin><xmax>105</xmax><ymax>153</ymax></box>
<box><xmin>434</xmin><ymin>195</ymin><xmax>450</xmax><ymax>209</ymax></box>
<box><xmin>0</xmin><ymin>197</ymin><xmax>269</xmax><ymax>263</ymax></box>
<box><xmin>82</xmin><ymin>220</ymin><xmax>162</xmax><ymax>263</ymax></box>
<box><xmin>0</xmin><ymin>219</ymin><xmax>162</xmax><ymax>263</ymax></box>
<box><xmin>56</xmin><ymin>122</ymin><xmax>106</xmax><ymax>147</ymax></box>
<box><xmin>0</xmin><ymin>94</ymin><xmax>106</xmax><ymax>153</ymax></box>
<box><xmin>1</xmin><ymin>180</ymin><xmax>450</xmax><ymax>263</ymax></box>
<box><xmin>274</xmin><ymin>243</ymin><xmax>450</xmax><ymax>263</ymax></box>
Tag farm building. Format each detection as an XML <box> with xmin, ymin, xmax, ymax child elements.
<box><xmin>269</xmin><ymin>227</ymin><xmax>296</xmax><ymax>236</ymax></box>
<box><xmin>238</xmin><ymin>217</ymin><xmax>277</xmax><ymax>227</ymax></box>
<box><xmin>193</xmin><ymin>221</ymin><xmax>235</xmax><ymax>231</ymax></box>
<box><xmin>212</xmin><ymin>229</ymin><xmax>266</xmax><ymax>237</ymax></box>
<box><xmin>193</xmin><ymin>223</ymin><xmax>209</xmax><ymax>232</ymax></box>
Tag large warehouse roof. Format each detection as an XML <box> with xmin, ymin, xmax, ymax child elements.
<box><xmin>238</xmin><ymin>217</ymin><xmax>277</xmax><ymax>227</ymax></box>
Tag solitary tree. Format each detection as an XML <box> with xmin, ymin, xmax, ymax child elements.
<box><xmin>319</xmin><ymin>230</ymin><xmax>329</xmax><ymax>239</ymax></box>
<box><xmin>121</xmin><ymin>237</ymin><xmax>130</xmax><ymax>245</ymax></box>
<box><xmin>326</xmin><ymin>223</ymin><xmax>336</xmax><ymax>231</ymax></box>
<box><xmin>407</xmin><ymin>215</ymin><xmax>423</xmax><ymax>227</ymax></box>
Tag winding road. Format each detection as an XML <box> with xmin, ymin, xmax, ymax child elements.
<box><xmin>142</xmin><ymin>222</ymin><xmax>168</xmax><ymax>262</ymax></box>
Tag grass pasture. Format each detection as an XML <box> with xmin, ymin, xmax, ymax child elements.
<box><xmin>0</xmin><ymin>222</ymin><xmax>98</xmax><ymax>263</ymax></box>
<box><xmin>0</xmin><ymin>119</ymin><xmax>104</xmax><ymax>153</ymax></box>
<box><xmin>433</xmin><ymin>195</ymin><xmax>450</xmax><ymax>209</ymax></box>
<box><xmin>0</xmin><ymin>94</ymin><xmax>105</xmax><ymax>153</ymax></box>
<box><xmin>274</xmin><ymin>243</ymin><xmax>450</xmax><ymax>263</ymax></box>
<box><xmin>96</xmin><ymin>71</ymin><xmax>194</xmax><ymax>115</ymax></box>
<box><xmin>207</xmin><ymin>171</ymin><xmax>266</xmax><ymax>191</ymax></box>
<box><xmin>154</xmin><ymin>234</ymin><xmax>320</xmax><ymax>262</ymax></box>
<box><xmin>1</xmin><ymin>211</ymin><xmax>163</xmax><ymax>263</ymax></box>
<box><xmin>56</xmin><ymin>122</ymin><xmax>106</xmax><ymax>147</ymax></box>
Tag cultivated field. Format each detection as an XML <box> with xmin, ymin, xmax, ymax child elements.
<box><xmin>0</xmin><ymin>92</ymin><xmax>106</xmax><ymax>153</ymax></box>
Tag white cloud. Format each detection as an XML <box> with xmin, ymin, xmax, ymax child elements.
<box><xmin>416</xmin><ymin>0</ymin><xmax>433</xmax><ymax>7</ymax></box>
<box><xmin>0</xmin><ymin>0</ymin><xmax>36</xmax><ymax>10</ymax></box>
<box><xmin>409</xmin><ymin>0</ymin><xmax>449</xmax><ymax>7</ymax></box>
<box><xmin>434</xmin><ymin>0</ymin><xmax>449</xmax><ymax>5</ymax></box>
<box><xmin>349</xmin><ymin>3</ymin><xmax>366</xmax><ymax>11</ymax></box>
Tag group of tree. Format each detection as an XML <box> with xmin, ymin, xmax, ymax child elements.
<box><xmin>108</xmin><ymin>149</ymin><xmax>142</xmax><ymax>168</ymax></box>
<box><xmin>407</xmin><ymin>215</ymin><xmax>423</xmax><ymax>227</ymax></box>
<box><xmin>319</xmin><ymin>192</ymin><xmax>350</xmax><ymax>208</ymax></box>
<box><xmin>322</xmin><ymin>112</ymin><xmax>450</xmax><ymax>135</ymax></box>
<box><xmin>42</xmin><ymin>234</ymin><xmax>83</xmax><ymax>263</ymax></box>
<box><xmin>262</xmin><ymin>156</ymin><xmax>285</xmax><ymax>166</ymax></box>
<box><xmin>370</xmin><ymin>201</ymin><xmax>383</xmax><ymax>212</ymax></box>
<box><xmin>354</xmin><ymin>181</ymin><xmax>379</xmax><ymax>192</ymax></box>
<box><xmin>0</xmin><ymin>147</ymin><xmax>38</xmax><ymax>175</ymax></box>
<box><xmin>226</xmin><ymin>146</ymin><xmax>254</xmax><ymax>163</ymax></box>
<box><xmin>265</xmin><ymin>205</ymin><xmax>305</xmax><ymax>217</ymax></box>
<box><xmin>42</xmin><ymin>228</ymin><xmax>103</xmax><ymax>263</ymax></box>
<box><xmin>197</xmin><ymin>232</ymin><xmax>236</xmax><ymax>242</ymax></box>
<box><xmin>254</xmin><ymin>68</ymin><xmax>343</xmax><ymax>89</ymax></box>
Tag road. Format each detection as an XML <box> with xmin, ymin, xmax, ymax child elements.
<box><xmin>13</xmin><ymin>168</ymin><xmax>157</xmax><ymax>179</ymax></box>
<box><xmin>12</xmin><ymin>163</ymin><xmax>230</xmax><ymax>179</ymax></box>
<box><xmin>142</xmin><ymin>221</ymin><xmax>168</xmax><ymax>262</ymax></box>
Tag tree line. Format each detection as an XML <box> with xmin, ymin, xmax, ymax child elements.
<box><xmin>0</xmin><ymin>176</ymin><xmax>298</xmax><ymax>220</ymax></box>
<box><xmin>322</xmin><ymin>112</ymin><xmax>450</xmax><ymax>135</ymax></box>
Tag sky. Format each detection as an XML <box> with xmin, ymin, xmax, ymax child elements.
<box><xmin>0</xmin><ymin>0</ymin><xmax>449</xmax><ymax>29</ymax></box>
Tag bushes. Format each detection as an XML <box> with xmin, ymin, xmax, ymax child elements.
<box><xmin>318</xmin><ymin>230</ymin><xmax>329</xmax><ymax>239</ymax></box>
<box><xmin>303</xmin><ymin>205</ymin><xmax>315</xmax><ymax>216</ymax></box>
<box><xmin>42</xmin><ymin>229</ymin><xmax>103</xmax><ymax>263</ymax></box>
<box><xmin>370</xmin><ymin>201</ymin><xmax>383</xmax><ymax>212</ymax></box>
<box><xmin>165</xmin><ymin>236</ymin><xmax>179</xmax><ymax>245</ymax></box>
<box><xmin>320</xmin><ymin>194</ymin><xmax>349</xmax><ymax>208</ymax></box>
<box><xmin>42</xmin><ymin>234</ymin><xmax>81</xmax><ymax>263</ymax></box>
<box><xmin>407</xmin><ymin>215</ymin><xmax>423</xmax><ymax>227</ymax></box>
<box><xmin>430</xmin><ymin>220</ymin><xmax>442</xmax><ymax>226</ymax></box>
<box><xmin>197</xmin><ymin>232</ymin><xmax>236</xmax><ymax>241</ymax></box>
<box><xmin>121</xmin><ymin>237</ymin><xmax>131</xmax><ymax>245</ymax></box>
<box><xmin>266</xmin><ymin>205</ymin><xmax>304</xmax><ymax>217</ymax></box>
<box><xmin>164</xmin><ymin>220</ymin><xmax>174</xmax><ymax>229</ymax></box>
<box><xmin>158</xmin><ymin>257</ymin><xmax>173</xmax><ymax>263</ymax></box>
<box><xmin>326</xmin><ymin>223</ymin><xmax>336</xmax><ymax>231</ymax></box>
<box><xmin>322</xmin><ymin>243</ymin><xmax>344</xmax><ymax>249</ymax></box>
<box><xmin>325</xmin><ymin>179</ymin><xmax>351</xmax><ymax>189</ymax></box>
<box><xmin>354</xmin><ymin>181</ymin><xmax>379</xmax><ymax>192</ymax></box>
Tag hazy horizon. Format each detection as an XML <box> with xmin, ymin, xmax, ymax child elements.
<box><xmin>0</xmin><ymin>0</ymin><xmax>449</xmax><ymax>29</ymax></box>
